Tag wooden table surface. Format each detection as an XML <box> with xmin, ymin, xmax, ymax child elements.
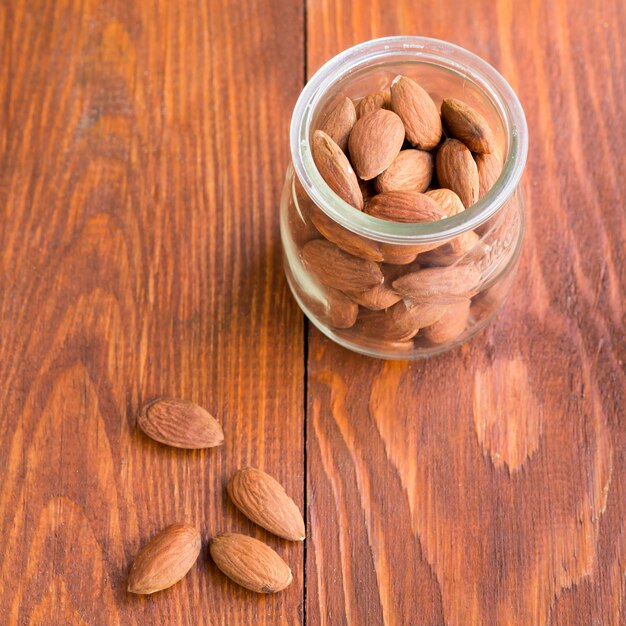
<box><xmin>1</xmin><ymin>0</ymin><xmax>625</xmax><ymax>624</ymax></box>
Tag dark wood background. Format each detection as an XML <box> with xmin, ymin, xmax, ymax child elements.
<box><xmin>0</xmin><ymin>0</ymin><xmax>624</xmax><ymax>624</ymax></box>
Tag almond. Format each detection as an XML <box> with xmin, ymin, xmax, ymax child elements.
<box><xmin>319</xmin><ymin>96</ymin><xmax>357</xmax><ymax>153</ymax></box>
<box><xmin>355</xmin><ymin>90</ymin><xmax>391</xmax><ymax>119</ymax></box>
<box><xmin>127</xmin><ymin>523</ymin><xmax>201</xmax><ymax>594</ymax></box>
<box><xmin>470</xmin><ymin>272</ymin><xmax>513</xmax><ymax>319</ymax></box>
<box><xmin>475</xmin><ymin>151</ymin><xmax>503</xmax><ymax>198</ymax></box>
<box><xmin>357</xmin><ymin>300</ymin><xmax>447</xmax><ymax>341</ymax></box>
<box><xmin>417</xmin><ymin>231</ymin><xmax>481</xmax><ymax>266</ymax></box>
<box><xmin>290</xmin><ymin>180</ymin><xmax>322</xmax><ymax>245</ymax></box>
<box><xmin>227</xmin><ymin>467</ymin><xmax>305</xmax><ymax>541</ymax></box>
<box><xmin>310</xmin><ymin>207</ymin><xmax>383</xmax><ymax>262</ymax></box>
<box><xmin>406</xmin><ymin>301</ymin><xmax>450</xmax><ymax>328</ymax></box>
<box><xmin>366</xmin><ymin>190</ymin><xmax>446</xmax><ymax>223</ymax></box>
<box><xmin>436</xmin><ymin>139</ymin><xmax>479</xmax><ymax>208</ymax></box>
<box><xmin>210</xmin><ymin>533</ymin><xmax>292</xmax><ymax>593</ymax></box>
<box><xmin>382</xmin><ymin>261</ymin><xmax>420</xmax><ymax>284</ymax></box>
<box><xmin>305</xmin><ymin>284</ymin><xmax>359</xmax><ymax>329</ymax></box>
<box><xmin>380</xmin><ymin>243</ymin><xmax>442</xmax><ymax>264</ymax></box>
<box><xmin>390</xmin><ymin>76</ymin><xmax>442</xmax><ymax>150</ymax></box>
<box><xmin>422</xmin><ymin>299</ymin><xmax>471</xmax><ymax>344</ymax></box>
<box><xmin>137</xmin><ymin>398</ymin><xmax>224</xmax><ymax>449</ymax></box>
<box><xmin>379</xmin><ymin>339</ymin><xmax>415</xmax><ymax>351</ymax></box>
<box><xmin>302</xmin><ymin>239</ymin><xmax>383</xmax><ymax>292</ymax></box>
<box><xmin>345</xmin><ymin>282</ymin><xmax>402</xmax><ymax>310</ymax></box>
<box><xmin>375</xmin><ymin>149</ymin><xmax>433</xmax><ymax>193</ymax></box>
<box><xmin>392</xmin><ymin>265</ymin><xmax>481</xmax><ymax>304</ymax></box>
<box><xmin>425</xmin><ymin>188</ymin><xmax>465</xmax><ymax>217</ymax></box>
<box><xmin>441</xmin><ymin>98</ymin><xmax>495</xmax><ymax>154</ymax></box>
<box><xmin>357</xmin><ymin>301</ymin><xmax>421</xmax><ymax>341</ymax></box>
<box><xmin>311</xmin><ymin>130</ymin><xmax>363</xmax><ymax>209</ymax></box>
<box><xmin>348</xmin><ymin>109</ymin><xmax>405</xmax><ymax>180</ymax></box>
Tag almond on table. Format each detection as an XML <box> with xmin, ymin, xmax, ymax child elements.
<box><xmin>227</xmin><ymin>467</ymin><xmax>306</xmax><ymax>541</ymax></box>
<box><xmin>137</xmin><ymin>398</ymin><xmax>224</xmax><ymax>449</ymax></box>
<box><xmin>127</xmin><ymin>524</ymin><xmax>201</xmax><ymax>595</ymax></box>
<box><xmin>210</xmin><ymin>533</ymin><xmax>293</xmax><ymax>594</ymax></box>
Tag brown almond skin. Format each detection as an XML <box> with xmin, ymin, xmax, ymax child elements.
<box><xmin>319</xmin><ymin>96</ymin><xmax>357</xmax><ymax>153</ymax></box>
<box><xmin>417</xmin><ymin>231</ymin><xmax>481</xmax><ymax>267</ymax></box>
<box><xmin>357</xmin><ymin>301</ymin><xmax>421</xmax><ymax>341</ymax></box>
<box><xmin>390</xmin><ymin>75</ymin><xmax>442</xmax><ymax>150</ymax></box>
<box><xmin>317</xmin><ymin>286</ymin><xmax>359</xmax><ymax>328</ymax></box>
<box><xmin>393</xmin><ymin>265</ymin><xmax>481</xmax><ymax>304</ymax></box>
<box><xmin>210</xmin><ymin>533</ymin><xmax>293</xmax><ymax>593</ymax></box>
<box><xmin>436</xmin><ymin>139</ymin><xmax>479</xmax><ymax>208</ymax></box>
<box><xmin>345</xmin><ymin>282</ymin><xmax>402</xmax><ymax>310</ymax></box>
<box><xmin>422</xmin><ymin>299</ymin><xmax>471</xmax><ymax>344</ymax></box>
<box><xmin>357</xmin><ymin>300</ymin><xmax>447</xmax><ymax>341</ymax></box>
<box><xmin>227</xmin><ymin>468</ymin><xmax>305</xmax><ymax>541</ymax></box>
<box><xmin>348</xmin><ymin>109</ymin><xmax>405</xmax><ymax>180</ymax></box>
<box><xmin>302</xmin><ymin>239</ymin><xmax>383</xmax><ymax>292</ymax></box>
<box><xmin>380</xmin><ymin>241</ymin><xmax>443</xmax><ymax>264</ymax></box>
<box><xmin>355</xmin><ymin>90</ymin><xmax>391</xmax><ymax>119</ymax></box>
<box><xmin>366</xmin><ymin>191</ymin><xmax>446</xmax><ymax>223</ymax></box>
<box><xmin>425</xmin><ymin>188</ymin><xmax>465</xmax><ymax>217</ymax></box>
<box><xmin>441</xmin><ymin>98</ymin><xmax>495</xmax><ymax>154</ymax></box>
<box><xmin>137</xmin><ymin>398</ymin><xmax>224</xmax><ymax>449</ymax></box>
<box><xmin>128</xmin><ymin>524</ymin><xmax>201</xmax><ymax>595</ymax></box>
<box><xmin>310</xmin><ymin>207</ymin><xmax>383</xmax><ymax>262</ymax></box>
<box><xmin>475</xmin><ymin>151</ymin><xmax>503</xmax><ymax>198</ymax></box>
<box><xmin>291</xmin><ymin>179</ymin><xmax>323</xmax><ymax>245</ymax></box>
<box><xmin>375</xmin><ymin>149</ymin><xmax>433</xmax><ymax>193</ymax></box>
<box><xmin>311</xmin><ymin>130</ymin><xmax>364</xmax><ymax>209</ymax></box>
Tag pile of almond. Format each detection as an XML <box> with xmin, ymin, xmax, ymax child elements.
<box><xmin>127</xmin><ymin>398</ymin><xmax>303</xmax><ymax>596</ymax></box>
<box><xmin>297</xmin><ymin>75</ymin><xmax>506</xmax><ymax>348</ymax></box>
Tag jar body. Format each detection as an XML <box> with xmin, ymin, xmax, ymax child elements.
<box><xmin>282</xmin><ymin>37</ymin><xmax>528</xmax><ymax>359</ymax></box>
<box><xmin>281</xmin><ymin>166</ymin><xmax>524</xmax><ymax>359</ymax></box>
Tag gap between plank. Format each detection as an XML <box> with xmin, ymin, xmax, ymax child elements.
<box><xmin>301</xmin><ymin>1</ymin><xmax>308</xmax><ymax>622</ymax></box>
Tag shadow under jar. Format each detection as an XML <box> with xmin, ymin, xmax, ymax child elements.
<box><xmin>280</xmin><ymin>36</ymin><xmax>528</xmax><ymax>360</ymax></box>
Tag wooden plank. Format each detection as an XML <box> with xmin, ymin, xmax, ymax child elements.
<box><xmin>0</xmin><ymin>0</ymin><xmax>305</xmax><ymax>623</ymax></box>
<box><xmin>305</xmin><ymin>1</ymin><xmax>626</xmax><ymax>624</ymax></box>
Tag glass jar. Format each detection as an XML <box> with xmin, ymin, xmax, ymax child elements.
<box><xmin>280</xmin><ymin>36</ymin><xmax>528</xmax><ymax>359</ymax></box>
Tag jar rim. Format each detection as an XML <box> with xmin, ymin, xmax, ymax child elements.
<box><xmin>290</xmin><ymin>36</ymin><xmax>528</xmax><ymax>244</ymax></box>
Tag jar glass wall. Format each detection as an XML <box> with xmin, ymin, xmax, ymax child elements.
<box><xmin>281</xmin><ymin>37</ymin><xmax>528</xmax><ymax>359</ymax></box>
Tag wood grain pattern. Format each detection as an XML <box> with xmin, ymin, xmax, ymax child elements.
<box><xmin>306</xmin><ymin>1</ymin><xmax>626</xmax><ymax>625</ymax></box>
<box><xmin>0</xmin><ymin>0</ymin><xmax>304</xmax><ymax>624</ymax></box>
<box><xmin>2</xmin><ymin>0</ymin><xmax>625</xmax><ymax>624</ymax></box>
